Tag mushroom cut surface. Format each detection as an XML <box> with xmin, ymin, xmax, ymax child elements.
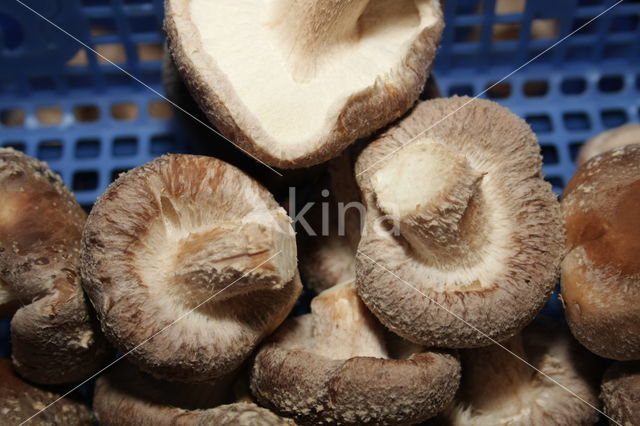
<box><xmin>0</xmin><ymin>148</ymin><xmax>110</xmax><ymax>384</ymax></box>
<box><xmin>164</xmin><ymin>0</ymin><xmax>444</xmax><ymax>168</ymax></box>
<box><xmin>577</xmin><ymin>123</ymin><xmax>640</xmax><ymax>167</ymax></box>
<box><xmin>94</xmin><ymin>360</ymin><xmax>293</xmax><ymax>426</ymax></box>
<box><xmin>601</xmin><ymin>361</ymin><xmax>640</xmax><ymax>426</ymax></box>
<box><xmin>561</xmin><ymin>144</ymin><xmax>640</xmax><ymax>360</ymax></box>
<box><xmin>0</xmin><ymin>358</ymin><xmax>92</xmax><ymax>425</ymax></box>
<box><xmin>354</xmin><ymin>97</ymin><xmax>562</xmax><ymax>348</ymax></box>
<box><xmin>433</xmin><ymin>320</ymin><xmax>601</xmax><ymax>426</ymax></box>
<box><xmin>251</xmin><ymin>281</ymin><xmax>461</xmax><ymax>425</ymax></box>
<box><xmin>81</xmin><ymin>154</ymin><xmax>301</xmax><ymax>382</ymax></box>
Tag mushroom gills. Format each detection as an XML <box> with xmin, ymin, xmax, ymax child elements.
<box><xmin>187</xmin><ymin>0</ymin><xmax>435</xmax><ymax>148</ymax></box>
<box><xmin>371</xmin><ymin>139</ymin><xmax>490</xmax><ymax>270</ymax></box>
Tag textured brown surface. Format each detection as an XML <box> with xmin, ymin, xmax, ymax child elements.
<box><xmin>0</xmin><ymin>358</ymin><xmax>92</xmax><ymax>425</ymax></box>
<box><xmin>577</xmin><ymin>124</ymin><xmax>640</xmax><ymax>167</ymax></box>
<box><xmin>601</xmin><ymin>361</ymin><xmax>640</xmax><ymax>426</ymax></box>
<box><xmin>431</xmin><ymin>320</ymin><xmax>601</xmax><ymax>425</ymax></box>
<box><xmin>251</xmin><ymin>284</ymin><xmax>461</xmax><ymax>425</ymax></box>
<box><xmin>81</xmin><ymin>154</ymin><xmax>301</xmax><ymax>382</ymax></box>
<box><xmin>561</xmin><ymin>144</ymin><xmax>640</xmax><ymax>360</ymax></box>
<box><xmin>354</xmin><ymin>97</ymin><xmax>562</xmax><ymax>348</ymax></box>
<box><xmin>0</xmin><ymin>148</ymin><xmax>110</xmax><ymax>384</ymax></box>
<box><xmin>164</xmin><ymin>0</ymin><xmax>444</xmax><ymax>168</ymax></box>
<box><xmin>94</xmin><ymin>361</ymin><xmax>294</xmax><ymax>426</ymax></box>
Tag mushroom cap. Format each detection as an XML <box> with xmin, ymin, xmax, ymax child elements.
<box><xmin>81</xmin><ymin>154</ymin><xmax>301</xmax><ymax>382</ymax></box>
<box><xmin>601</xmin><ymin>361</ymin><xmax>640</xmax><ymax>426</ymax></box>
<box><xmin>0</xmin><ymin>148</ymin><xmax>110</xmax><ymax>384</ymax></box>
<box><xmin>354</xmin><ymin>97</ymin><xmax>562</xmax><ymax>348</ymax></box>
<box><xmin>94</xmin><ymin>360</ymin><xmax>293</xmax><ymax>426</ymax></box>
<box><xmin>561</xmin><ymin>144</ymin><xmax>640</xmax><ymax>360</ymax></box>
<box><xmin>576</xmin><ymin>123</ymin><xmax>640</xmax><ymax>167</ymax></box>
<box><xmin>433</xmin><ymin>320</ymin><xmax>601</xmax><ymax>426</ymax></box>
<box><xmin>0</xmin><ymin>358</ymin><xmax>92</xmax><ymax>425</ymax></box>
<box><xmin>164</xmin><ymin>0</ymin><xmax>444</xmax><ymax>168</ymax></box>
<box><xmin>251</xmin><ymin>282</ymin><xmax>460</xmax><ymax>425</ymax></box>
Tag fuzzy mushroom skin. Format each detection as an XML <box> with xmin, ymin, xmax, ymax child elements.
<box><xmin>576</xmin><ymin>123</ymin><xmax>640</xmax><ymax>167</ymax></box>
<box><xmin>94</xmin><ymin>361</ymin><xmax>294</xmax><ymax>426</ymax></box>
<box><xmin>0</xmin><ymin>358</ymin><xmax>92</xmax><ymax>425</ymax></box>
<box><xmin>601</xmin><ymin>362</ymin><xmax>640</xmax><ymax>426</ymax></box>
<box><xmin>432</xmin><ymin>320</ymin><xmax>601</xmax><ymax>426</ymax></box>
<box><xmin>81</xmin><ymin>154</ymin><xmax>301</xmax><ymax>382</ymax></box>
<box><xmin>0</xmin><ymin>148</ymin><xmax>110</xmax><ymax>384</ymax></box>
<box><xmin>354</xmin><ymin>97</ymin><xmax>562</xmax><ymax>348</ymax></box>
<box><xmin>561</xmin><ymin>144</ymin><xmax>640</xmax><ymax>361</ymax></box>
<box><xmin>251</xmin><ymin>283</ymin><xmax>461</xmax><ymax>425</ymax></box>
<box><xmin>164</xmin><ymin>0</ymin><xmax>444</xmax><ymax>169</ymax></box>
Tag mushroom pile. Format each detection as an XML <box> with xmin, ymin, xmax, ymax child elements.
<box><xmin>2</xmin><ymin>1</ymin><xmax>639</xmax><ymax>425</ymax></box>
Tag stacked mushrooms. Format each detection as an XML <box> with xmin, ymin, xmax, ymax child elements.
<box><xmin>2</xmin><ymin>1</ymin><xmax>639</xmax><ymax>425</ymax></box>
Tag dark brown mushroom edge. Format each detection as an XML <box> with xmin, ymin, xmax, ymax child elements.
<box><xmin>0</xmin><ymin>358</ymin><xmax>91</xmax><ymax>425</ymax></box>
<box><xmin>601</xmin><ymin>361</ymin><xmax>640</xmax><ymax>426</ymax></box>
<box><xmin>561</xmin><ymin>144</ymin><xmax>640</xmax><ymax>360</ymax></box>
<box><xmin>165</xmin><ymin>0</ymin><xmax>444</xmax><ymax>168</ymax></box>
<box><xmin>576</xmin><ymin>123</ymin><xmax>640</xmax><ymax>167</ymax></box>
<box><xmin>251</xmin><ymin>281</ymin><xmax>461</xmax><ymax>425</ymax></box>
<box><xmin>354</xmin><ymin>97</ymin><xmax>562</xmax><ymax>348</ymax></box>
<box><xmin>81</xmin><ymin>154</ymin><xmax>301</xmax><ymax>382</ymax></box>
<box><xmin>432</xmin><ymin>319</ymin><xmax>601</xmax><ymax>426</ymax></box>
<box><xmin>0</xmin><ymin>148</ymin><xmax>110</xmax><ymax>384</ymax></box>
<box><xmin>94</xmin><ymin>360</ymin><xmax>294</xmax><ymax>426</ymax></box>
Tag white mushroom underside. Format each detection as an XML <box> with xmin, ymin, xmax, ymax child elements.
<box><xmin>132</xmin><ymin>187</ymin><xmax>294</xmax><ymax>348</ymax></box>
<box><xmin>369</xmin><ymin>139</ymin><xmax>515</xmax><ymax>291</ymax></box>
<box><xmin>188</xmin><ymin>0</ymin><xmax>438</xmax><ymax>156</ymax></box>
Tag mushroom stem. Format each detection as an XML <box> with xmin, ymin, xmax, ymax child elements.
<box><xmin>268</xmin><ymin>0</ymin><xmax>370</xmax><ymax>81</ymax></box>
<box><xmin>371</xmin><ymin>140</ymin><xmax>486</xmax><ymax>266</ymax></box>
<box><xmin>458</xmin><ymin>334</ymin><xmax>532</xmax><ymax>413</ymax></box>
<box><xmin>172</xmin><ymin>214</ymin><xmax>296</xmax><ymax>304</ymax></box>
<box><xmin>309</xmin><ymin>281</ymin><xmax>388</xmax><ymax>360</ymax></box>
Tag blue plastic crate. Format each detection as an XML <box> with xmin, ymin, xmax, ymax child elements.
<box><xmin>1</xmin><ymin>0</ymin><xmax>638</xmax><ymax>202</ymax></box>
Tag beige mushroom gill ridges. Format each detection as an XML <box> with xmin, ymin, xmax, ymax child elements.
<box><xmin>354</xmin><ymin>97</ymin><xmax>563</xmax><ymax>348</ymax></box>
<box><xmin>80</xmin><ymin>154</ymin><xmax>301</xmax><ymax>382</ymax></box>
<box><xmin>165</xmin><ymin>0</ymin><xmax>444</xmax><ymax>168</ymax></box>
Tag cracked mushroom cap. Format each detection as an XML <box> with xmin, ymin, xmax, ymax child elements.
<box><xmin>433</xmin><ymin>320</ymin><xmax>601</xmax><ymax>426</ymax></box>
<box><xmin>94</xmin><ymin>360</ymin><xmax>293</xmax><ymax>426</ymax></box>
<box><xmin>0</xmin><ymin>358</ymin><xmax>92</xmax><ymax>425</ymax></box>
<box><xmin>81</xmin><ymin>154</ymin><xmax>301</xmax><ymax>382</ymax></box>
<box><xmin>576</xmin><ymin>123</ymin><xmax>640</xmax><ymax>167</ymax></box>
<box><xmin>165</xmin><ymin>0</ymin><xmax>444</xmax><ymax>168</ymax></box>
<box><xmin>354</xmin><ymin>97</ymin><xmax>563</xmax><ymax>348</ymax></box>
<box><xmin>601</xmin><ymin>361</ymin><xmax>640</xmax><ymax>426</ymax></box>
<box><xmin>561</xmin><ymin>144</ymin><xmax>640</xmax><ymax>360</ymax></box>
<box><xmin>0</xmin><ymin>148</ymin><xmax>110</xmax><ymax>384</ymax></box>
<box><xmin>251</xmin><ymin>281</ymin><xmax>461</xmax><ymax>425</ymax></box>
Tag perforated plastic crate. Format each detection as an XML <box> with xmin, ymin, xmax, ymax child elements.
<box><xmin>2</xmin><ymin>0</ymin><xmax>639</xmax><ymax>203</ymax></box>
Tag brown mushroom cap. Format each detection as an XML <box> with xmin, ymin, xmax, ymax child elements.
<box><xmin>354</xmin><ymin>97</ymin><xmax>562</xmax><ymax>348</ymax></box>
<box><xmin>601</xmin><ymin>361</ymin><xmax>640</xmax><ymax>426</ymax></box>
<box><xmin>251</xmin><ymin>281</ymin><xmax>460</xmax><ymax>425</ymax></box>
<box><xmin>165</xmin><ymin>0</ymin><xmax>444</xmax><ymax>168</ymax></box>
<box><xmin>81</xmin><ymin>154</ymin><xmax>301</xmax><ymax>382</ymax></box>
<box><xmin>576</xmin><ymin>123</ymin><xmax>640</xmax><ymax>167</ymax></box>
<box><xmin>433</xmin><ymin>320</ymin><xmax>601</xmax><ymax>426</ymax></box>
<box><xmin>0</xmin><ymin>148</ymin><xmax>110</xmax><ymax>384</ymax></box>
<box><xmin>561</xmin><ymin>144</ymin><xmax>640</xmax><ymax>360</ymax></box>
<box><xmin>94</xmin><ymin>360</ymin><xmax>293</xmax><ymax>426</ymax></box>
<box><xmin>0</xmin><ymin>358</ymin><xmax>92</xmax><ymax>425</ymax></box>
